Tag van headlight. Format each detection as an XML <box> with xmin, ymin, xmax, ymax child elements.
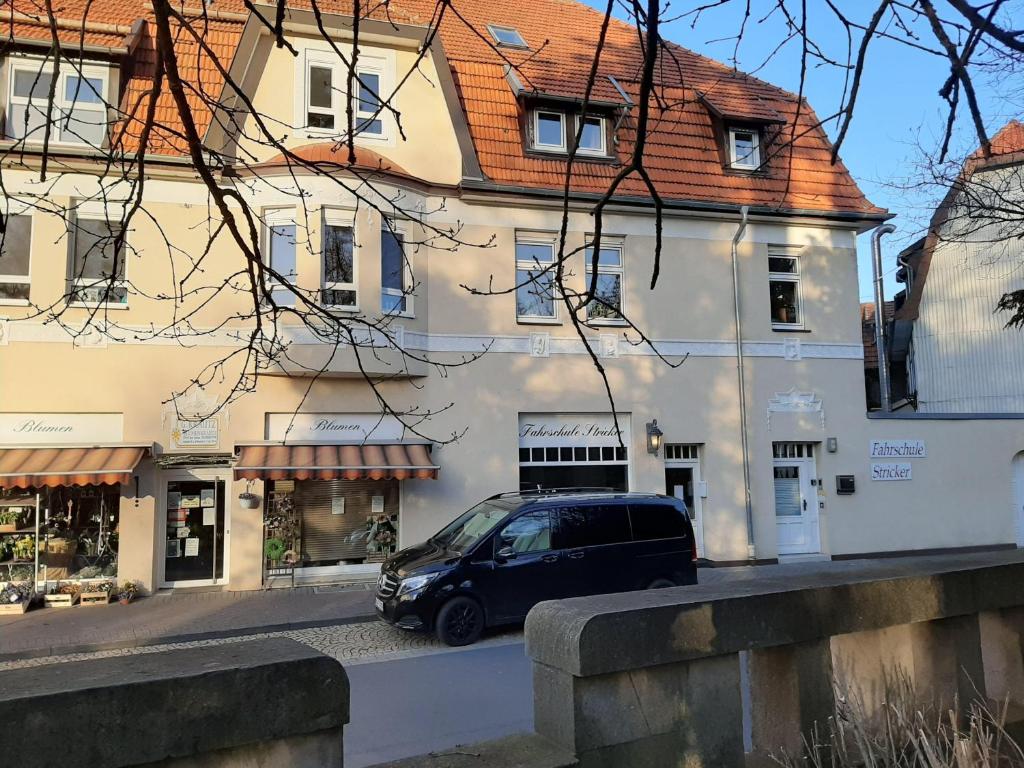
<box><xmin>397</xmin><ymin>573</ymin><xmax>439</xmax><ymax>596</ymax></box>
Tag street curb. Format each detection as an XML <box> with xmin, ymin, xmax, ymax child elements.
<box><xmin>0</xmin><ymin>613</ymin><xmax>378</xmax><ymax>664</ymax></box>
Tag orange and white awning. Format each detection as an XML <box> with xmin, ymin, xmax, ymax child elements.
<box><xmin>0</xmin><ymin>445</ymin><xmax>150</xmax><ymax>489</ymax></box>
<box><xmin>233</xmin><ymin>443</ymin><xmax>439</xmax><ymax>482</ymax></box>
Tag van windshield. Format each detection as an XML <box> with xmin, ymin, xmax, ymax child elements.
<box><xmin>430</xmin><ymin>500</ymin><xmax>513</xmax><ymax>552</ymax></box>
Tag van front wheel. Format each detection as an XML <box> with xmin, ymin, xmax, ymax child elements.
<box><xmin>436</xmin><ymin>596</ymin><xmax>484</xmax><ymax>646</ymax></box>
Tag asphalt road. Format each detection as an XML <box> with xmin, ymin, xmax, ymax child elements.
<box><xmin>345</xmin><ymin>640</ymin><xmax>533</xmax><ymax>767</ymax></box>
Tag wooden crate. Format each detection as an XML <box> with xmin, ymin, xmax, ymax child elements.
<box><xmin>0</xmin><ymin>599</ymin><xmax>30</xmax><ymax>614</ymax></box>
<box><xmin>43</xmin><ymin>592</ymin><xmax>79</xmax><ymax>608</ymax></box>
<box><xmin>80</xmin><ymin>590</ymin><xmax>112</xmax><ymax>606</ymax></box>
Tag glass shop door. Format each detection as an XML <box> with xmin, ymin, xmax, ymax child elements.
<box><xmin>161</xmin><ymin>473</ymin><xmax>228</xmax><ymax>587</ymax></box>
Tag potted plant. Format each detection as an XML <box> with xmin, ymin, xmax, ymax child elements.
<box><xmin>0</xmin><ymin>582</ymin><xmax>34</xmax><ymax>614</ymax></box>
<box><xmin>239</xmin><ymin>491</ymin><xmax>261</xmax><ymax>509</ymax></box>
<box><xmin>81</xmin><ymin>580</ymin><xmax>116</xmax><ymax>606</ymax></box>
<box><xmin>12</xmin><ymin>536</ymin><xmax>34</xmax><ymax>562</ymax></box>
<box><xmin>116</xmin><ymin>580</ymin><xmax>139</xmax><ymax>605</ymax></box>
<box><xmin>264</xmin><ymin>537</ymin><xmax>285</xmax><ymax>564</ymax></box>
<box><xmin>0</xmin><ymin>509</ymin><xmax>22</xmax><ymax>533</ymax></box>
<box><xmin>44</xmin><ymin>581</ymin><xmax>80</xmax><ymax>608</ymax></box>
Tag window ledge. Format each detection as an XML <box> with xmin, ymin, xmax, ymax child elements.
<box><xmin>324</xmin><ymin>305</ymin><xmax>360</xmax><ymax>313</ymax></box>
<box><xmin>517</xmin><ymin>317</ymin><xmax>561</xmax><ymax>326</ymax></box>
<box><xmin>771</xmin><ymin>326</ymin><xmax>811</xmax><ymax>333</ymax></box>
<box><xmin>69</xmin><ymin>301</ymin><xmax>129</xmax><ymax>311</ymax></box>
<box><xmin>0</xmin><ymin>299</ymin><xmax>30</xmax><ymax>307</ymax></box>
<box><xmin>586</xmin><ymin>319</ymin><xmax>628</xmax><ymax>328</ymax></box>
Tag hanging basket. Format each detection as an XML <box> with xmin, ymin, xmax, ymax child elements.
<box><xmin>238</xmin><ymin>492</ymin><xmax>261</xmax><ymax>510</ymax></box>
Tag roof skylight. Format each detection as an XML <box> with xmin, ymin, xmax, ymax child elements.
<box><xmin>488</xmin><ymin>25</ymin><xmax>528</xmax><ymax>49</ymax></box>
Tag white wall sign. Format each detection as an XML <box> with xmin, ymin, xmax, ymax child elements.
<box><xmin>518</xmin><ymin>413</ymin><xmax>630</xmax><ymax>448</ymax></box>
<box><xmin>0</xmin><ymin>413</ymin><xmax>123</xmax><ymax>444</ymax></box>
<box><xmin>171</xmin><ymin>418</ymin><xmax>219</xmax><ymax>449</ymax></box>
<box><xmin>871</xmin><ymin>463</ymin><xmax>913</xmax><ymax>481</ymax></box>
<box><xmin>869</xmin><ymin>440</ymin><xmax>926</xmax><ymax>459</ymax></box>
<box><xmin>266</xmin><ymin>413</ymin><xmax>406</xmax><ymax>443</ymax></box>
<box><xmin>331</xmin><ymin>497</ymin><xmax>346</xmax><ymax>516</ymax></box>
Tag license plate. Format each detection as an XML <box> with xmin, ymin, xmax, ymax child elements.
<box><xmin>375</xmin><ymin>598</ymin><xmax>384</xmax><ymax>612</ymax></box>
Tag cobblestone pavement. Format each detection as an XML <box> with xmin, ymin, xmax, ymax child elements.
<box><xmin>0</xmin><ymin>619</ymin><xmax>523</xmax><ymax>672</ymax></box>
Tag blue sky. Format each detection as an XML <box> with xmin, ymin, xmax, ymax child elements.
<box><xmin>583</xmin><ymin>1</ymin><xmax>1018</xmax><ymax>301</ymax></box>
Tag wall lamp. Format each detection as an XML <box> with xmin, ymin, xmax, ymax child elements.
<box><xmin>646</xmin><ymin>420</ymin><xmax>664</xmax><ymax>456</ymax></box>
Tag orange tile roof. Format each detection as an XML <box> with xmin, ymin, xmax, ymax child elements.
<box><xmin>3</xmin><ymin>0</ymin><xmax>885</xmax><ymax>217</ymax></box>
<box><xmin>986</xmin><ymin>119</ymin><xmax>1024</xmax><ymax>157</ymax></box>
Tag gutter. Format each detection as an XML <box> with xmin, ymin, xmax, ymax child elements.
<box><xmin>459</xmin><ymin>178</ymin><xmax>893</xmax><ymax>230</ymax></box>
<box><xmin>730</xmin><ymin>205</ymin><xmax>755</xmax><ymax>560</ymax></box>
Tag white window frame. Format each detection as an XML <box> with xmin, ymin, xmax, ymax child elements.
<box><xmin>321</xmin><ymin>208</ymin><xmax>358</xmax><ymax>311</ymax></box>
<box><xmin>298</xmin><ymin>48</ymin><xmax>393</xmax><ymax>143</ymax></box>
<box><xmin>263</xmin><ymin>208</ymin><xmax>299</xmax><ymax>307</ymax></box>
<box><xmin>6</xmin><ymin>56</ymin><xmax>109</xmax><ymax>147</ymax></box>
<box><xmin>532</xmin><ymin>110</ymin><xmax>566</xmax><ymax>153</ymax></box>
<box><xmin>68</xmin><ymin>202</ymin><xmax>130</xmax><ymax>309</ymax></box>
<box><xmin>304</xmin><ymin>57</ymin><xmax>336</xmax><ymax>131</ymax></box>
<box><xmin>728</xmin><ymin>126</ymin><xmax>760</xmax><ymax>170</ymax></box>
<box><xmin>487</xmin><ymin>24</ymin><xmax>529</xmax><ymax>49</ymax></box>
<box><xmin>584</xmin><ymin>237</ymin><xmax>625</xmax><ymax>325</ymax></box>
<box><xmin>380</xmin><ymin>220</ymin><xmax>413</xmax><ymax>318</ymax></box>
<box><xmin>353</xmin><ymin>56</ymin><xmax>387</xmax><ymax>141</ymax></box>
<box><xmin>768</xmin><ymin>246</ymin><xmax>803</xmax><ymax>330</ymax></box>
<box><xmin>576</xmin><ymin>114</ymin><xmax>607</xmax><ymax>156</ymax></box>
<box><xmin>515</xmin><ymin>233</ymin><xmax>559</xmax><ymax>324</ymax></box>
<box><xmin>0</xmin><ymin>200</ymin><xmax>32</xmax><ymax>306</ymax></box>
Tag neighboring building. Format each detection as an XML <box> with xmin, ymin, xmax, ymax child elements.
<box><xmin>0</xmin><ymin>0</ymin><xmax>1021</xmax><ymax>595</ymax></box>
<box><xmin>861</xmin><ymin>301</ymin><xmax>912</xmax><ymax>411</ymax></box>
<box><xmin>893</xmin><ymin>120</ymin><xmax>1024</xmax><ymax>413</ymax></box>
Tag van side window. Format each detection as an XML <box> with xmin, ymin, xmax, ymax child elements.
<box><xmin>495</xmin><ymin>510</ymin><xmax>552</xmax><ymax>554</ymax></box>
<box><xmin>554</xmin><ymin>504</ymin><xmax>632</xmax><ymax>549</ymax></box>
<box><xmin>629</xmin><ymin>504</ymin><xmax>687</xmax><ymax>541</ymax></box>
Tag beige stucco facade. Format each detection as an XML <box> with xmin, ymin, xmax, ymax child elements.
<box><xmin>1</xmin><ymin>25</ymin><xmax>1021</xmax><ymax>594</ymax></box>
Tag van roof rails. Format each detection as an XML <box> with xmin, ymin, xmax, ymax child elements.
<box><xmin>488</xmin><ymin>487</ymin><xmax>619</xmax><ymax>499</ymax></box>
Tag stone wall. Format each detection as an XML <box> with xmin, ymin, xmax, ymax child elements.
<box><xmin>0</xmin><ymin>638</ymin><xmax>349</xmax><ymax>768</ymax></box>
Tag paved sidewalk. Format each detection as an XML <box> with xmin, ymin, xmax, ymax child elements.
<box><xmin>0</xmin><ymin>583</ymin><xmax>378</xmax><ymax>660</ymax></box>
<box><xmin>2</xmin><ymin>548</ymin><xmax>1021</xmax><ymax>661</ymax></box>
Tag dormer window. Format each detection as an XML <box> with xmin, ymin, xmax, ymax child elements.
<box><xmin>533</xmin><ymin>110</ymin><xmax>566</xmax><ymax>152</ymax></box>
<box><xmin>488</xmin><ymin>25</ymin><xmax>528</xmax><ymax>49</ymax></box>
<box><xmin>577</xmin><ymin>115</ymin><xmax>607</xmax><ymax>155</ymax></box>
<box><xmin>729</xmin><ymin>127</ymin><xmax>760</xmax><ymax>170</ymax></box>
<box><xmin>300</xmin><ymin>51</ymin><xmax>389</xmax><ymax>140</ymax></box>
<box><xmin>5</xmin><ymin>57</ymin><xmax>109</xmax><ymax>147</ymax></box>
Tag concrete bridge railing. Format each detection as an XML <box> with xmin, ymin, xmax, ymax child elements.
<box><xmin>4</xmin><ymin>559</ymin><xmax>1024</xmax><ymax>768</ymax></box>
<box><xmin>521</xmin><ymin>559</ymin><xmax>1024</xmax><ymax>767</ymax></box>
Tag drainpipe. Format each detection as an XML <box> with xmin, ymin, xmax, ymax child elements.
<box><xmin>871</xmin><ymin>224</ymin><xmax>897</xmax><ymax>412</ymax></box>
<box><xmin>730</xmin><ymin>205</ymin><xmax>755</xmax><ymax>560</ymax></box>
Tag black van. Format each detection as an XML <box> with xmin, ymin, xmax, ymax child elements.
<box><xmin>375</xmin><ymin>489</ymin><xmax>698</xmax><ymax>646</ymax></box>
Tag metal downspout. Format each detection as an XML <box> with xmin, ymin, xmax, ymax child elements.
<box><xmin>730</xmin><ymin>206</ymin><xmax>755</xmax><ymax>559</ymax></box>
<box><xmin>872</xmin><ymin>224</ymin><xmax>897</xmax><ymax>412</ymax></box>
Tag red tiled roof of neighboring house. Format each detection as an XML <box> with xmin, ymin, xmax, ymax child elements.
<box><xmin>861</xmin><ymin>300</ymin><xmax>894</xmax><ymax>369</ymax></box>
<box><xmin>2</xmin><ymin>0</ymin><xmax>886</xmax><ymax>218</ymax></box>
<box><xmin>896</xmin><ymin>119</ymin><xmax>1024</xmax><ymax>322</ymax></box>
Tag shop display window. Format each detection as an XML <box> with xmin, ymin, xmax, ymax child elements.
<box><xmin>264</xmin><ymin>478</ymin><xmax>399</xmax><ymax>572</ymax></box>
<box><xmin>0</xmin><ymin>485</ymin><xmax>119</xmax><ymax>582</ymax></box>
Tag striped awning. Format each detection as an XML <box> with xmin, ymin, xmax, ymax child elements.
<box><xmin>0</xmin><ymin>445</ymin><xmax>149</xmax><ymax>489</ymax></box>
<box><xmin>234</xmin><ymin>443</ymin><xmax>439</xmax><ymax>482</ymax></box>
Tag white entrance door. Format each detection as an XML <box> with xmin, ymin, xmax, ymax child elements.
<box><xmin>665</xmin><ymin>445</ymin><xmax>704</xmax><ymax>558</ymax></box>
<box><xmin>160</xmin><ymin>468</ymin><xmax>231</xmax><ymax>588</ymax></box>
<box><xmin>1014</xmin><ymin>452</ymin><xmax>1024</xmax><ymax>548</ymax></box>
<box><xmin>773</xmin><ymin>444</ymin><xmax>819</xmax><ymax>555</ymax></box>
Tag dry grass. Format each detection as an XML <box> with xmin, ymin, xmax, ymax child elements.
<box><xmin>773</xmin><ymin>677</ymin><xmax>1024</xmax><ymax>767</ymax></box>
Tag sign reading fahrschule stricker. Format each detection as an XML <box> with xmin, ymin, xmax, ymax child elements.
<box><xmin>871</xmin><ymin>463</ymin><xmax>913</xmax><ymax>481</ymax></box>
<box><xmin>868</xmin><ymin>439</ymin><xmax>926</xmax><ymax>459</ymax></box>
